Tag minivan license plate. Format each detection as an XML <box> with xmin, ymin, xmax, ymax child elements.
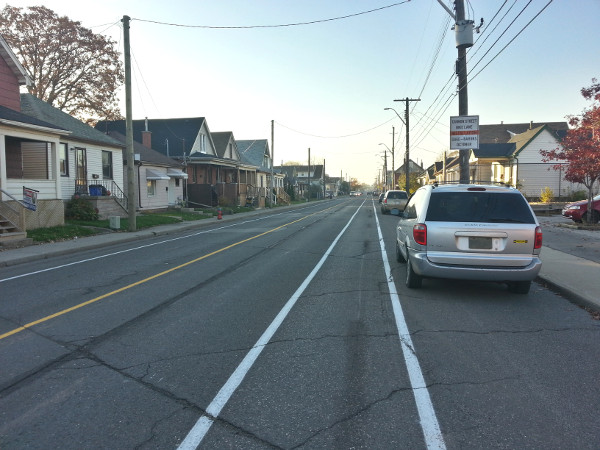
<box><xmin>469</xmin><ymin>237</ymin><xmax>492</xmax><ymax>249</ymax></box>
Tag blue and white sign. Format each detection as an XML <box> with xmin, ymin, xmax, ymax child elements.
<box><xmin>22</xmin><ymin>186</ymin><xmax>38</xmax><ymax>211</ymax></box>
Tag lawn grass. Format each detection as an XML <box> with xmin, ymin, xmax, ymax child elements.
<box><xmin>25</xmin><ymin>205</ymin><xmax>270</xmax><ymax>243</ymax></box>
<box><xmin>27</xmin><ymin>210</ymin><xmax>214</xmax><ymax>243</ymax></box>
<box><xmin>27</xmin><ymin>224</ymin><xmax>101</xmax><ymax>242</ymax></box>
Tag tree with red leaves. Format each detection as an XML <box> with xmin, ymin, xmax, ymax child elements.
<box><xmin>0</xmin><ymin>5</ymin><xmax>124</xmax><ymax>124</ymax></box>
<box><xmin>541</xmin><ymin>78</ymin><xmax>600</xmax><ymax>222</ymax></box>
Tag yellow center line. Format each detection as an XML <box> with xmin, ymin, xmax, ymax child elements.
<box><xmin>0</xmin><ymin>204</ymin><xmax>342</xmax><ymax>341</ymax></box>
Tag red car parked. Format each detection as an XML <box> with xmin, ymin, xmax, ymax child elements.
<box><xmin>562</xmin><ymin>194</ymin><xmax>600</xmax><ymax>223</ymax></box>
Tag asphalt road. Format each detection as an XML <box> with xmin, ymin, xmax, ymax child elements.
<box><xmin>1</xmin><ymin>198</ymin><xmax>599</xmax><ymax>449</ymax></box>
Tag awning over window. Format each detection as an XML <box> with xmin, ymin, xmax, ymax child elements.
<box><xmin>146</xmin><ymin>169</ymin><xmax>170</xmax><ymax>180</ymax></box>
<box><xmin>167</xmin><ymin>168</ymin><xmax>188</xmax><ymax>179</ymax></box>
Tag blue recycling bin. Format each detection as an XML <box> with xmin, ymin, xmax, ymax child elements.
<box><xmin>89</xmin><ymin>185</ymin><xmax>102</xmax><ymax>196</ymax></box>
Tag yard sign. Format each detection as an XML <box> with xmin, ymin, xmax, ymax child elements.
<box><xmin>22</xmin><ymin>186</ymin><xmax>38</xmax><ymax>211</ymax></box>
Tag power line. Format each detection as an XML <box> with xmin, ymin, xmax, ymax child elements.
<box><xmin>469</xmin><ymin>1</ymin><xmax>553</xmax><ymax>83</ymax></box>
<box><xmin>409</xmin><ymin>0</ymin><xmax>554</xmax><ymax>159</ymax></box>
<box><xmin>132</xmin><ymin>2</ymin><xmax>410</xmax><ymax>29</ymax></box>
<box><xmin>467</xmin><ymin>0</ymin><xmax>533</xmax><ymax>77</ymax></box>
<box><xmin>275</xmin><ymin>118</ymin><xmax>394</xmax><ymax>139</ymax></box>
<box><xmin>467</xmin><ymin>0</ymin><xmax>514</xmax><ymax>59</ymax></box>
<box><xmin>411</xmin><ymin>0</ymin><xmax>512</xmax><ymax>142</ymax></box>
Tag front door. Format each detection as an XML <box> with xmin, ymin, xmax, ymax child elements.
<box><xmin>76</xmin><ymin>148</ymin><xmax>87</xmax><ymax>193</ymax></box>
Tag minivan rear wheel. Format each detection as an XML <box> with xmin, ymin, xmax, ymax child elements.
<box><xmin>406</xmin><ymin>256</ymin><xmax>422</xmax><ymax>288</ymax></box>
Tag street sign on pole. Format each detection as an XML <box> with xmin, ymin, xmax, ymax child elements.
<box><xmin>450</xmin><ymin>115</ymin><xmax>479</xmax><ymax>150</ymax></box>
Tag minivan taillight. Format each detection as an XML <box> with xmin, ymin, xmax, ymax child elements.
<box><xmin>534</xmin><ymin>226</ymin><xmax>543</xmax><ymax>249</ymax></box>
<box><xmin>413</xmin><ymin>224</ymin><xmax>427</xmax><ymax>246</ymax></box>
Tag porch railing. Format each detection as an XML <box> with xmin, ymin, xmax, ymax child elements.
<box><xmin>75</xmin><ymin>179</ymin><xmax>127</xmax><ymax>211</ymax></box>
<box><xmin>0</xmin><ymin>188</ymin><xmax>26</xmax><ymax>231</ymax></box>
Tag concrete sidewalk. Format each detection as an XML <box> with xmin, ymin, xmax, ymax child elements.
<box><xmin>1</xmin><ymin>210</ymin><xmax>599</xmax><ymax>312</ymax></box>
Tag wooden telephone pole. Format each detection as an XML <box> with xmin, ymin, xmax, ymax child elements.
<box><xmin>392</xmin><ymin>98</ymin><xmax>421</xmax><ymax>193</ymax></box>
<box><xmin>122</xmin><ymin>15</ymin><xmax>137</xmax><ymax>231</ymax></box>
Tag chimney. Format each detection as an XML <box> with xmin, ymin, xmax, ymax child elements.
<box><xmin>142</xmin><ymin>117</ymin><xmax>152</xmax><ymax>148</ymax></box>
<box><xmin>530</xmin><ymin>121</ymin><xmax>533</xmax><ymax>129</ymax></box>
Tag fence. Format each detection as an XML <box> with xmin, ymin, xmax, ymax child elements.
<box><xmin>444</xmin><ymin>163</ymin><xmax>594</xmax><ymax>200</ymax></box>
<box><xmin>510</xmin><ymin>163</ymin><xmax>590</xmax><ymax>199</ymax></box>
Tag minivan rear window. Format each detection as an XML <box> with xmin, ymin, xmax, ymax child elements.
<box><xmin>426</xmin><ymin>192</ymin><xmax>535</xmax><ymax>223</ymax></box>
<box><xmin>387</xmin><ymin>191</ymin><xmax>408</xmax><ymax>199</ymax></box>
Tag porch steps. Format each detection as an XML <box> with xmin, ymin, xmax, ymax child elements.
<box><xmin>0</xmin><ymin>217</ymin><xmax>32</xmax><ymax>249</ymax></box>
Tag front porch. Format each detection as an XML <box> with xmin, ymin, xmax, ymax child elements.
<box><xmin>74</xmin><ymin>178</ymin><xmax>128</xmax><ymax>212</ymax></box>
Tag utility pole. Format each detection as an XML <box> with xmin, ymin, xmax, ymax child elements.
<box><xmin>455</xmin><ymin>0</ymin><xmax>470</xmax><ymax>183</ymax></box>
<box><xmin>323</xmin><ymin>159</ymin><xmax>326</xmax><ymax>199</ymax></box>
<box><xmin>122</xmin><ymin>15</ymin><xmax>136</xmax><ymax>231</ymax></box>
<box><xmin>383</xmin><ymin>151</ymin><xmax>388</xmax><ymax>190</ymax></box>
<box><xmin>391</xmin><ymin>126</ymin><xmax>395</xmax><ymax>188</ymax></box>
<box><xmin>307</xmin><ymin>148</ymin><xmax>311</xmax><ymax>202</ymax></box>
<box><xmin>437</xmin><ymin>0</ymin><xmax>480</xmax><ymax>184</ymax></box>
<box><xmin>270</xmin><ymin>120</ymin><xmax>274</xmax><ymax>207</ymax></box>
<box><xmin>393</xmin><ymin>97</ymin><xmax>420</xmax><ymax>193</ymax></box>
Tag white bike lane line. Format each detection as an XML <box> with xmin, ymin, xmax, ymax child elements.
<box><xmin>177</xmin><ymin>200</ymin><xmax>366</xmax><ymax>449</ymax></box>
<box><xmin>373</xmin><ymin>202</ymin><xmax>447</xmax><ymax>450</ymax></box>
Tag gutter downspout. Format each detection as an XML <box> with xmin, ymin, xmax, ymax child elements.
<box><xmin>137</xmin><ymin>162</ymin><xmax>142</xmax><ymax>209</ymax></box>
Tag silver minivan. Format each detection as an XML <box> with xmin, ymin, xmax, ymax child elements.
<box><xmin>381</xmin><ymin>190</ymin><xmax>408</xmax><ymax>214</ymax></box>
<box><xmin>395</xmin><ymin>184</ymin><xmax>542</xmax><ymax>294</ymax></box>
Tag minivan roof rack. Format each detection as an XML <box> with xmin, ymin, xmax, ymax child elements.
<box><xmin>429</xmin><ymin>181</ymin><xmax>513</xmax><ymax>189</ymax></box>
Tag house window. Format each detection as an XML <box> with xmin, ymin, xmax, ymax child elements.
<box><xmin>21</xmin><ymin>142</ymin><xmax>50</xmax><ymax>179</ymax></box>
<box><xmin>147</xmin><ymin>179</ymin><xmax>156</xmax><ymax>196</ymax></box>
<box><xmin>200</xmin><ymin>134</ymin><xmax>206</xmax><ymax>153</ymax></box>
<box><xmin>102</xmin><ymin>151</ymin><xmax>113</xmax><ymax>179</ymax></box>
<box><xmin>59</xmin><ymin>143</ymin><xmax>69</xmax><ymax>176</ymax></box>
<box><xmin>175</xmin><ymin>178</ymin><xmax>180</xmax><ymax>187</ymax></box>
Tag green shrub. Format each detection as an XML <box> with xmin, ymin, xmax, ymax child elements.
<box><xmin>569</xmin><ymin>190</ymin><xmax>587</xmax><ymax>201</ymax></box>
<box><xmin>539</xmin><ymin>187</ymin><xmax>554</xmax><ymax>203</ymax></box>
<box><xmin>65</xmin><ymin>196</ymin><xmax>99</xmax><ymax>221</ymax></box>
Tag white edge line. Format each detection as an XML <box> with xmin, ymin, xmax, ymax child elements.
<box><xmin>372</xmin><ymin>202</ymin><xmax>446</xmax><ymax>450</ymax></box>
<box><xmin>177</xmin><ymin>200</ymin><xmax>365</xmax><ymax>449</ymax></box>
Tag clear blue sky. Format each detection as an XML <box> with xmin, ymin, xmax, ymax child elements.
<box><xmin>12</xmin><ymin>0</ymin><xmax>600</xmax><ymax>184</ymax></box>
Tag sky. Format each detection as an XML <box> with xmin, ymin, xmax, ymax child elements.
<box><xmin>8</xmin><ymin>0</ymin><xmax>600</xmax><ymax>184</ymax></box>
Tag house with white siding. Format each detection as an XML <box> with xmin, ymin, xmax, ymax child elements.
<box><xmin>1</xmin><ymin>34</ymin><xmax>67</xmax><ymax>237</ymax></box>
<box><xmin>0</xmin><ymin>35</ymin><xmax>126</xmax><ymax>243</ymax></box>
<box><xmin>106</xmin><ymin>130</ymin><xmax>187</xmax><ymax>210</ymax></box>
<box><xmin>20</xmin><ymin>94</ymin><xmax>125</xmax><ymax>202</ymax></box>
<box><xmin>467</xmin><ymin>123</ymin><xmax>585</xmax><ymax>198</ymax></box>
